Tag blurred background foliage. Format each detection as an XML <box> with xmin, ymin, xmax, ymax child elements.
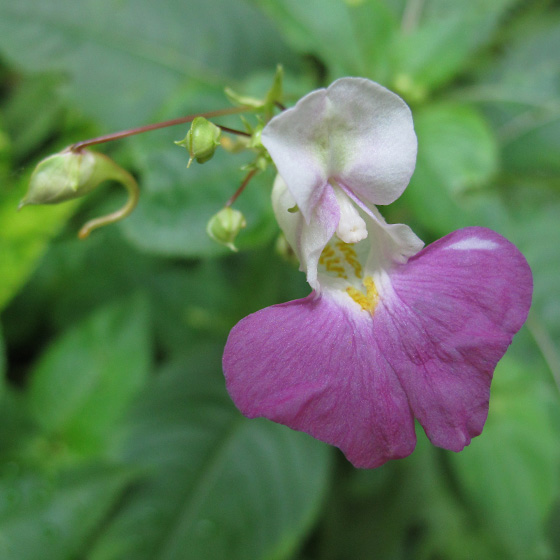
<box><xmin>0</xmin><ymin>0</ymin><xmax>559</xmax><ymax>558</ymax></box>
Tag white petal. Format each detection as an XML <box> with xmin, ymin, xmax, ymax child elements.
<box><xmin>327</xmin><ymin>78</ymin><xmax>417</xmax><ymax>207</ymax></box>
<box><xmin>272</xmin><ymin>175</ymin><xmax>339</xmax><ymax>291</ymax></box>
<box><xmin>262</xmin><ymin>78</ymin><xmax>417</xmax><ymax>222</ymax></box>
<box><xmin>263</xmin><ymin>89</ymin><xmax>330</xmax><ymax>222</ymax></box>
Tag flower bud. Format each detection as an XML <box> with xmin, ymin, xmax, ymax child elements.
<box><xmin>175</xmin><ymin>117</ymin><xmax>221</xmax><ymax>167</ymax></box>
<box><xmin>19</xmin><ymin>148</ymin><xmax>139</xmax><ymax>239</ymax></box>
<box><xmin>206</xmin><ymin>207</ymin><xmax>246</xmax><ymax>252</ymax></box>
<box><xmin>19</xmin><ymin>149</ymin><xmax>115</xmax><ymax>207</ymax></box>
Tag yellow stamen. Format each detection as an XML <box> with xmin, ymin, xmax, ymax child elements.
<box><xmin>346</xmin><ymin>276</ymin><xmax>378</xmax><ymax>313</ymax></box>
<box><xmin>335</xmin><ymin>240</ymin><xmax>363</xmax><ymax>278</ymax></box>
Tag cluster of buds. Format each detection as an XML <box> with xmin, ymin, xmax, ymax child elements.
<box><xmin>19</xmin><ymin>66</ymin><xmax>285</xmax><ymax>251</ymax></box>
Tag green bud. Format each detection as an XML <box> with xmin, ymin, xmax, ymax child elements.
<box><xmin>19</xmin><ymin>148</ymin><xmax>139</xmax><ymax>239</ymax></box>
<box><xmin>206</xmin><ymin>207</ymin><xmax>246</xmax><ymax>252</ymax></box>
<box><xmin>175</xmin><ymin>117</ymin><xmax>221</xmax><ymax>167</ymax></box>
<box><xmin>20</xmin><ymin>149</ymin><xmax>116</xmax><ymax>207</ymax></box>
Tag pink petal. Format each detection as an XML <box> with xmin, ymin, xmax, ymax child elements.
<box><xmin>223</xmin><ymin>227</ymin><xmax>532</xmax><ymax>468</ymax></box>
<box><xmin>376</xmin><ymin>227</ymin><xmax>533</xmax><ymax>451</ymax></box>
<box><xmin>223</xmin><ymin>295</ymin><xmax>417</xmax><ymax>469</ymax></box>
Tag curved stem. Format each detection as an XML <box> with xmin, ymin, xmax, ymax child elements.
<box><xmin>78</xmin><ymin>166</ymin><xmax>139</xmax><ymax>239</ymax></box>
<box><xmin>71</xmin><ymin>105</ymin><xmax>252</xmax><ymax>151</ymax></box>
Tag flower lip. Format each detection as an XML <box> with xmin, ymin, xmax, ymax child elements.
<box><xmin>223</xmin><ymin>227</ymin><xmax>533</xmax><ymax>468</ymax></box>
<box><xmin>261</xmin><ymin>77</ymin><xmax>418</xmax><ymax>222</ymax></box>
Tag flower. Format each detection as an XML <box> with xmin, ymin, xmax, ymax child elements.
<box><xmin>223</xmin><ymin>78</ymin><xmax>533</xmax><ymax>468</ymax></box>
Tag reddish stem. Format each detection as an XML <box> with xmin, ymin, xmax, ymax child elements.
<box><xmin>217</xmin><ymin>124</ymin><xmax>251</xmax><ymax>137</ymax></box>
<box><xmin>70</xmin><ymin>105</ymin><xmax>252</xmax><ymax>151</ymax></box>
<box><xmin>226</xmin><ymin>168</ymin><xmax>258</xmax><ymax>207</ymax></box>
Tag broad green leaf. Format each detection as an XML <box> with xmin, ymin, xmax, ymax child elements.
<box><xmin>450</xmin><ymin>356</ymin><xmax>560</xmax><ymax>559</ymax></box>
<box><xmin>0</xmin><ymin>0</ymin><xmax>292</xmax><ymax>128</ymax></box>
<box><xmin>476</xmin><ymin>17</ymin><xmax>560</xmax><ymax>176</ymax></box>
<box><xmin>90</xmin><ymin>348</ymin><xmax>331</xmax><ymax>560</ymax></box>
<box><xmin>397</xmin><ymin>103</ymin><xmax>499</xmax><ymax>235</ymax></box>
<box><xmin>317</xmin><ymin>434</ymin><xmax>504</xmax><ymax>560</ymax></box>
<box><xmin>2</xmin><ymin>73</ymin><xmax>69</xmax><ymax>160</ymax></box>
<box><xmin>391</xmin><ymin>0</ymin><xmax>518</xmax><ymax>96</ymax></box>
<box><xmin>0</xmin><ymin>463</ymin><xmax>132</xmax><ymax>560</ymax></box>
<box><xmin>1</xmin><ymin>219</ymin><xmax>305</xmax><ymax>360</ymax></box>
<box><xmin>0</xmin><ymin>175</ymin><xmax>78</xmax><ymax>311</ymax></box>
<box><xmin>504</xmin><ymin>200</ymin><xmax>560</xmax><ymax>384</ymax></box>
<box><xmin>0</xmin><ymin>388</ymin><xmax>38</xmax><ymax>461</ymax></box>
<box><xmin>0</xmin><ymin>322</ymin><xmax>5</xmax><ymax>389</ymax></box>
<box><xmin>250</xmin><ymin>0</ymin><xmax>398</xmax><ymax>80</ymax></box>
<box><xmin>27</xmin><ymin>296</ymin><xmax>151</xmax><ymax>456</ymax></box>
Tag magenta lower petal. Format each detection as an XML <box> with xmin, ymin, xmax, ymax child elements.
<box><xmin>376</xmin><ymin>226</ymin><xmax>533</xmax><ymax>451</ymax></box>
<box><xmin>223</xmin><ymin>226</ymin><xmax>532</xmax><ymax>468</ymax></box>
<box><xmin>223</xmin><ymin>295</ymin><xmax>417</xmax><ymax>468</ymax></box>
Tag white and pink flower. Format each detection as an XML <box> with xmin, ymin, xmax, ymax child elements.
<box><xmin>223</xmin><ymin>78</ymin><xmax>533</xmax><ymax>468</ymax></box>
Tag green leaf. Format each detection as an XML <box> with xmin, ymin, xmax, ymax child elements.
<box><xmin>0</xmin><ymin>463</ymin><xmax>132</xmax><ymax>560</ymax></box>
<box><xmin>391</xmin><ymin>0</ymin><xmax>518</xmax><ymax>96</ymax></box>
<box><xmin>0</xmin><ymin>175</ymin><xmax>78</xmax><ymax>311</ymax></box>
<box><xmin>1</xmin><ymin>73</ymin><xmax>68</xmax><ymax>160</ymax></box>
<box><xmin>90</xmin><ymin>348</ymin><xmax>331</xmax><ymax>560</ymax></box>
<box><xmin>251</xmin><ymin>0</ymin><xmax>398</xmax><ymax>80</ymax></box>
<box><xmin>0</xmin><ymin>389</ymin><xmax>38</xmax><ymax>461</ymax></box>
<box><xmin>504</xmin><ymin>200</ymin><xmax>560</xmax><ymax>386</ymax></box>
<box><xmin>27</xmin><ymin>296</ymin><xmax>151</xmax><ymax>457</ymax></box>
<box><xmin>0</xmin><ymin>322</ymin><xmax>5</xmax><ymax>388</ymax></box>
<box><xmin>450</xmin><ymin>355</ymin><xmax>560</xmax><ymax>559</ymax></box>
<box><xmin>317</xmin><ymin>434</ymin><xmax>504</xmax><ymax>560</ymax></box>
<box><xmin>0</xmin><ymin>0</ymin><xmax>292</xmax><ymax>128</ymax></box>
<box><xmin>397</xmin><ymin>103</ymin><xmax>499</xmax><ymax>235</ymax></box>
<box><xmin>476</xmin><ymin>16</ymin><xmax>560</xmax><ymax>177</ymax></box>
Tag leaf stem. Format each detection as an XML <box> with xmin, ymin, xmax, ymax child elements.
<box><xmin>70</xmin><ymin>105</ymin><xmax>252</xmax><ymax>151</ymax></box>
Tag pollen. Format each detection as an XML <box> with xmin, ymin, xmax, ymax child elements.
<box><xmin>319</xmin><ymin>240</ymin><xmax>367</xmax><ymax>281</ymax></box>
<box><xmin>346</xmin><ymin>276</ymin><xmax>378</xmax><ymax>313</ymax></box>
<box><xmin>320</xmin><ymin>245</ymin><xmax>348</xmax><ymax>279</ymax></box>
<box><xmin>335</xmin><ymin>240</ymin><xmax>363</xmax><ymax>278</ymax></box>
